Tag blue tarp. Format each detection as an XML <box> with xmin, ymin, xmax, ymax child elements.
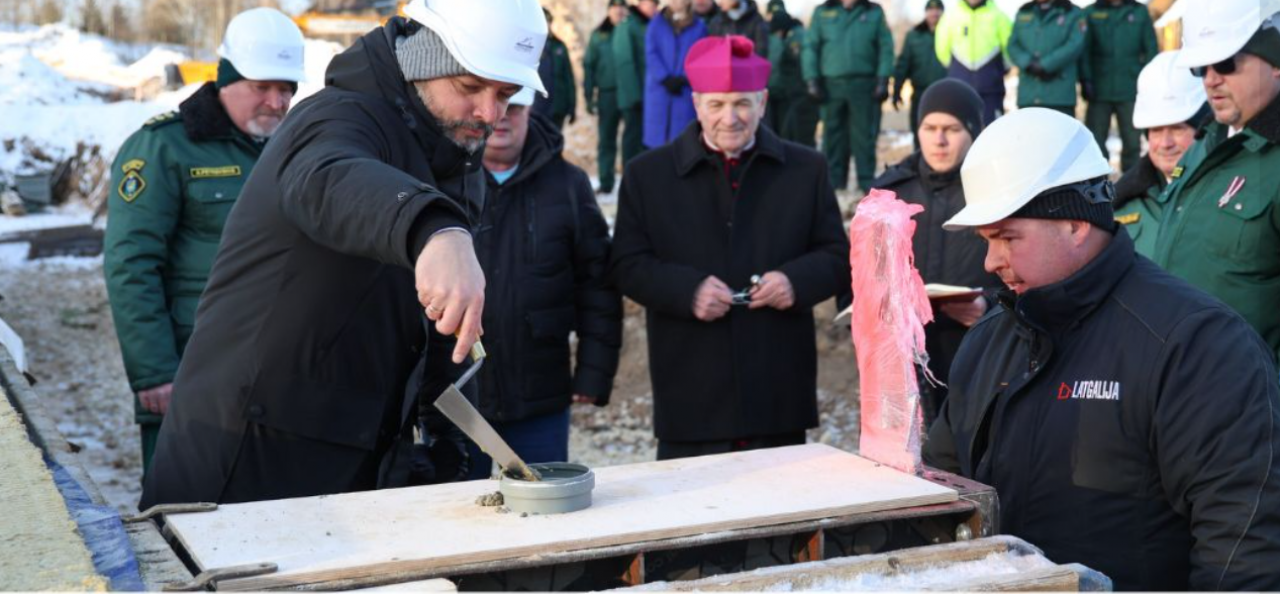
<box><xmin>48</xmin><ymin>456</ymin><xmax>146</xmax><ymax>591</ymax></box>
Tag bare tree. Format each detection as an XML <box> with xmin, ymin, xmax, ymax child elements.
<box><xmin>142</xmin><ymin>0</ymin><xmax>195</xmax><ymax>46</ymax></box>
<box><xmin>81</xmin><ymin>0</ymin><xmax>108</xmax><ymax>35</ymax></box>
<box><xmin>109</xmin><ymin>1</ymin><xmax>135</xmax><ymax>43</ymax></box>
<box><xmin>35</xmin><ymin>0</ymin><xmax>63</xmax><ymax>25</ymax></box>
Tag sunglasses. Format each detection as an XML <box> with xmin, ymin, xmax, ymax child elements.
<box><xmin>1191</xmin><ymin>55</ymin><xmax>1240</xmax><ymax>78</ymax></box>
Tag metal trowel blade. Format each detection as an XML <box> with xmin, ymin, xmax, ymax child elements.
<box><xmin>433</xmin><ymin>385</ymin><xmax>541</xmax><ymax>481</ymax></box>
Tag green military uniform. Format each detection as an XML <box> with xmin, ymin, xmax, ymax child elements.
<box><xmin>1112</xmin><ymin>155</ymin><xmax>1165</xmax><ymax>258</ymax></box>
<box><xmin>1080</xmin><ymin>0</ymin><xmax>1157</xmax><ymax>173</ymax></box>
<box><xmin>613</xmin><ymin>7</ymin><xmax>650</xmax><ymax>165</ymax></box>
<box><xmin>546</xmin><ymin>35</ymin><xmax>578</xmax><ymax>129</ymax></box>
<box><xmin>1008</xmin><ymin>0</ymin><xmax>1087</xmax><ymax>113</ymax></box>
<box><xmin>104</xmin><ymin>83</ymin><xmax>264</xmax><ymax>475</ymax></box>
<box><xmin>1151</xmin><ymin>100</ymin><xmax>1280</xmax><ymax>363</ymax></box>
<box><xmin>802</xmin><ymin>0</ymin><xmax>893</xmax><ymax>191</ymax></box>
<box><xmin>585</xmin><ymin>18</ymin><xmax>621</xmax><ymax>192</ymax></box>
<box><xmin>894</xmin><ymin>22</ymin><xmax>947</xmax><ymax>146</ymax></box>
<box><xmin>765</xmin><ymin>11</ymin><xmax>818</xmax><ymax>147</ymax></box>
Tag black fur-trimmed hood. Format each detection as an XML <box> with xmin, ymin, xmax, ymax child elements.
<box><xmin>1247</xmin><ymin>93</ymin><xmax>1280</xmax><ymax>144</ymax></box>
<box><xmin>179</xmin><ymin>82</ymin><xmax>241</xmax><ymax>142</ymax></box>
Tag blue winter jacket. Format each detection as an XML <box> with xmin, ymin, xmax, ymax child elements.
<box><xmin>643</xmin><ymin>10</ymin><xmax>706</xmax><ymax>148</ymax></box>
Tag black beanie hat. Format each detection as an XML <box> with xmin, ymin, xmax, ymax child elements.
<box><xmin>1010</xmin><ymin>176</ymin><xmax>1117</xmax><ymax>231</ymax></box>
<box><xmin>917</xmin><ymin>79</ymin><xmax>985</xmax><ymax>139</ymax></box>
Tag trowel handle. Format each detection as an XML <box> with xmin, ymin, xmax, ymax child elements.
<box><xmin>455</xmin><ymin>333</ymin><xmax>486</xmax><ymax>363</ymax></box>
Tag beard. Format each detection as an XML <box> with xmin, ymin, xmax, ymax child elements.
<box><xmin>419</xmin><ymin>84</ymin><xmax>493</xmax><ymax>154</ymax></box>
<box><xmin>245</xmin><ymin>111</ymin><xmax>285</xmax><ymax>139</ymax></box>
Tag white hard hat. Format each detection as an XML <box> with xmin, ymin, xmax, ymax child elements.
<box><xmin>1175</xmin><ymin>0</ymin><xmax>1280</xmax><ymax>68</ymax></box>
<box><xmin>944</xmin><ymin>108</ymin><xmax>1112</xmax><ymax>231</ymax></box>
<box><xmin>218</xmin><ymin>8</ymin><xmax>306</xmax><ymax>83</ymax></box>
<box><xmin>509</xmin><ymin>87</ymin><xmax>536</xmax><ymax>107</ymax></box>
<box><xmin>1134</xmin><ymin>51</ymin><xmax>1208</xmax><ymax>129</ymax></box>
<box><xmin>403</xmin><ymin>0</ymin><xmax>548</xmax><ymax>95</ymax></box>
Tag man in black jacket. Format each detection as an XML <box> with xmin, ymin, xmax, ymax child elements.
<box><xmin>925</xmin><ymin>107</ymin><xmax>1280</xmax><ymax>590</ymax></box>
<box><xmin>141</xmin><ymin>0</ymin><xmax>549</xmax><ymax>506</ymax></box>
<box><xmin>873</xmin><ymin>79</ymin><xmax>998</xmax><ymax>420</ymax></box>
<box><xmin>466</xmin><ymin>88</ymin><xmax>622</xmax><ymax>478</ymax></box>
<box><xmin>707</xmin><ymin>0</ymin><xmax>769</xmax><ymax>58</ymax></box>
<box><xmin>612</xmin><ymin>36</ymin><xmax>848</xmax><ymax>460</ymax></box>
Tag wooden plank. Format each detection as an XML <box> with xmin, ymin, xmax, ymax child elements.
<box><xmin>622</xmin><ymin>537</ymin><xmax>1021</xmax><ymax>591</ymax></box>
<box><xmin>620</xmin><ymin>536</ymin><xmax>1110</xmax><ymax>592</ymax></box>
<box><xmin>164</xmin><ymin>444</ymin><xmax>955</xmax><ymax>590</ymax></box>
<box><xmin>940</xmin><ymin>566</ymin><xmax>1081</xmax><ymax>591</ymax></box>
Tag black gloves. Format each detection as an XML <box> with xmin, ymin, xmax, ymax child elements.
<box><xmin>1024</xmin><ymin>60</ymin><xmax>1049</xmax><ymax>79</ymax></box>
<box><xmin>1081</xmin><ymin>81</ymin><xmax>1096</xmax><ymax>102</ymax></box>
<box><xmin>661</xmin><ymin>75</ymin><xmax>688</xmax><ymax>96</ymax></box>
<box><xmin>873</xmin><ymin>78</ymin><xmax>890</xmax><ymax>103</ymax></box>
<box><xmin>891</xmin><ymin>83</ymin><xmax>903</xmax><ymax>110</ymax></box>
<box><xmin>807</xmin><ymin>78</ymin><xmax>826</xmax><ymax>102</ymax></box>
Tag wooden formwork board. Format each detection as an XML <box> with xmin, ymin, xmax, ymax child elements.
<box><xmin>164</xmin><ymin>444</ymin><xmax>957</xmax><ymax>590</ymax></box>
<box><xmin>619</xmin><ymin>535</ymin><xmax>1112</xmax><ymax>592</ymax></box>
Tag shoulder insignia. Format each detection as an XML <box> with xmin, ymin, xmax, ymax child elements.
<box><xmin>121</xmin><ymin>159</ymin><xmax>145</xmax><ymax>174</ymax></box>
<box><xmin>142</xmin><ymin>111</ymin><xmax>178</xmax><ymax>128</ymax></box>
<box><xmin>1171</xmin><ymin>166</ymin><xmax>1184</xmax><ymax>179</ymax></box>
<box><xmin>118</xmin><ymin>169</ymin><xmax>147</xmax><ymax>203</ymax></box>
<box><xmin>190</xmin><ymin>165</ymin><xmax>242</xmax><ymax>179</ymax></box>
<box><xmin>1115</xmin><ymin>212</ymin><xmax>1140</xmax><ymax>225</ymax></box>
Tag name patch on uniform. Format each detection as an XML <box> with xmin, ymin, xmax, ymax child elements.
<box><xmin>1115</xmin><ymin>212</ymin><xmax>1140</xmax><ymax>225</ymax></box>
<box><xmin>1091</xmin><ymin>12</ymin><xmax>1108</xmax><ymax>19</ymax></box>
<box><xmin>190</xmin><ymin>165</ymin><xmax>242</xmax><ymax>179</ymax></box>
<box><xmin>1058</xmin><ymin>381</ymin><xmax>1121</xmax><ymax>401</ymax></box>
<box><xmin>1171</xmin><ymin>165</ymin><xmax>1184</xmax><ymax>179</ymax></box>
<box><xmin>821</xmin><ymin>9</ymin><xmax>838</xmax><ymax>18</ymax></box>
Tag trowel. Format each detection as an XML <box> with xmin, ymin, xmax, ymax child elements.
<box><xmin>433</xmin><ymin>338</ymin><xmax>542</xmax><ymax>482</ymax></box>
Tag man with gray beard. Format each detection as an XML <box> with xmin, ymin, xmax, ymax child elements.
<box><xmin>104</xmin><ymin>8</ymin><xmax>305</xmax><ymax>482</ymax></box>
<box><xmin>141</xmin><ymin>0</ymin><xmax>548</xmax><ymax>506</ymax></box>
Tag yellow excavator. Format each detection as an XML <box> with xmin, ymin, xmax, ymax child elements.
<box><xmin>170</xmin><ymin>2</ymin><xmax>406</xmax><ymax>87</ymax></box>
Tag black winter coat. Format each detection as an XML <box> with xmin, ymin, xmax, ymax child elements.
<box><xmin>142</xmin><ymin>18</ymin><xmax>481</xmax><ymax>507</ymax></box>
<box><xmin>924</xmin><ymin>230</ymin><xmax>1280</xmax><ymax>590</ymax></box>
<box><xmin>611</xmin><ymin>123</ymin><xmax>849</xmax><ymax>441</ymax></box>
<box><xmin>706</xmin><ymin>0</ymin><xmax>770</xmax><ymax>58</ymax></box>
<box><xmin>872</xmin><ymin>153</ymin><xmax>1000</xmax><ymax>387</ymax></box>
<box><xmin>475</xmin><ymin>114</ymin><xmax>622</xmax><ymax>422</ymax></box>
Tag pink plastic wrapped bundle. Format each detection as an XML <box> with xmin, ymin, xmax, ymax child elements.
<box><xmin>848</xmin><ymin>189</ymin><xmax>933</xmax><ymax>474</ymax></box>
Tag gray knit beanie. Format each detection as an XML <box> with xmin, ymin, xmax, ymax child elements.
<box><xmin>396</xmin><ymin>26</ymin><xmax>469</xmax><ymax>82</ymax></box>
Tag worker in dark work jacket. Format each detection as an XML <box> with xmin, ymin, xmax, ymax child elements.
<box><xmin>467</xmin><ymin>88</ymin><xmax>622</xmax><ymax>477</ymax></box>
<box><xmin>872</xmin><ymin>79</ymin><xmax>999</xmax><ymax>421</ymax></box>
<box><xmin>926</xmin><ymin>107</ymin><xmax>1280</xmax><ymax>591</ymax></box>
<box><xmin>142</xmin><ymin>0</ymin><xmax>547</xmax><ymax>506</ymax></box>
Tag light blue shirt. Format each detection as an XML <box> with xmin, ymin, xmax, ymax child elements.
<box><xmin>489</xmin><ymin>165</ymin><xmax>519</xmax><ymax>185</ymax></box>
